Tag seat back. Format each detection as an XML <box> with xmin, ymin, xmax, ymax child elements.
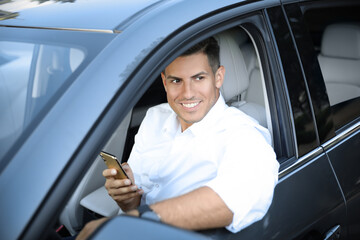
<box><xmin>318</xmin><ymin>23</ymin><xmax>360</xmax><ymax>106</ymax></box>
<box><xmin>215</xmin><ymin>28</ymin><xmax>267</xmax><ymax>127</ymax></box>
<box><xmin>216</xmin><ymin>29</ymin><xmax>249</xmax><ymax>102</ymax></box>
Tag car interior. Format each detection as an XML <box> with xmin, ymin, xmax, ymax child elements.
<box><xmin>317</xmin><ymin>23</ymin><xmax>360</xmax><ymax>106</ymax></box>
<box><xmin>58</xmin><ymin>26</ymin><xmax>272</xmax><ymax>235</ymax></box>
<box><xmin>303</xmin><ymin>4</ymin><xmax>360</xmax><ymax>129</ymax></box>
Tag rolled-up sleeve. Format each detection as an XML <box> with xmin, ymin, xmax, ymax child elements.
<box><xmin>205</xmin><ymin>126</ymin><xmax>279</xmax><ymax>233</ymax></box>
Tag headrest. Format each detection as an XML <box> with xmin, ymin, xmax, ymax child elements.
<box><xmin>321</xmin><ymin>23</ymin><xmax>360</xmax><ymax>59</ymax></box>
<box><xmin>215</xmin><ymin>29</ymin><xmax>249</xmax><ymax>102</ymax></box>
<box><xmin>241</xmin><ymin>44</ymin><xmax>259</xmax><ymax>71</ymax></box>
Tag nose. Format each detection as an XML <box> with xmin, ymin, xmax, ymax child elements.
<box><xmin>182</xmin><ymin>80</ymin><xmax>194</xmax><ymax>99</ymax></box>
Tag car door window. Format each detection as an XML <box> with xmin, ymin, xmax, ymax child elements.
<box><xmin>302</xmin><ymin>3</ymin><xmax>360</xmax><ymax>131</ymax></box>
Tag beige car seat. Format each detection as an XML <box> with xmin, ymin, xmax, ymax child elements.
<box><xmin>318</xmin><ymin>23</ymin><xmax>360</xmax><ymax>106</ymax></box>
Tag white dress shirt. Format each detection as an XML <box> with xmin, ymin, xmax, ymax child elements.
<box><xmin>128</xmin><ymin>94</ymin><xmax>279</xmax><ymax>233</ymax></box>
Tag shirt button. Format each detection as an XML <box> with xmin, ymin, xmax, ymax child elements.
<box><xmin>155</xmin><ymin>184</ymin><xmax>159</xmax><ymax>188</ymax></box>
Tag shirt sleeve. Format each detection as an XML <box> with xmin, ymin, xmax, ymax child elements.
<box><xmin>205</xmin><ymin>125</ymin><xmax>279</xmax><ymax>233</ymax></box>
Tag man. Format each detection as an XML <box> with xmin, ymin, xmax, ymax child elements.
<box><xmin>76</xmin><ymin>37</ymin><xmax>279</xmax><ymax>239</ymax></box>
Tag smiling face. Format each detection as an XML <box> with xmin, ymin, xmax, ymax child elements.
<box><xmin>161</xmin><ymin>52</ymin><xmax>225</xmax><ymax>131</ymax></box>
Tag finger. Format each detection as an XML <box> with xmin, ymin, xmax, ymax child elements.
<box><xmin>108</xmin><ymin>184</ymin><xmax>139</xmax><ymax>196</ymax></box>
<box><xmin>112</xmin><ymin>191</ymin><xmax>143</xmax><ymax>202</ymax></box>
<box><xmin>122</xmin><ymin>162</ymin><xmax>131</xmax><ymax>170</ymax></box>
<box><xmin>121</xmin><ymin>163</ymin><xmax>132</xmax><ymax>175</ymax></box>
<box><xmin>105</xmin><ymin>178</ymin><xmax>132</xmax><ymax>191</ymax></box>
<box><xmin>103</xmin><ymin>168</ymin><xmax>117</xmax><ymax>178</ymax></box>
<box><xmin>121</xmin><ymin>163</ymin><xmax>136</xmax><ymax>183</ymax></box>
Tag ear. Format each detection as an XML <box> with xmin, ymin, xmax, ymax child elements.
<box><xmin>161</xmin><ymin>72</ymin><xmax>167</xmax><ymax>92</ymax></box>
<box><xmin>215</xmin><ymin>65</ymin><xmax>225</xmax><ymax>89</ymax></box>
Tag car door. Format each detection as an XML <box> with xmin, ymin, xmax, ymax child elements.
<box><xmin>227</xmin><ymin>4</ymin><xmax>347</xmax><ymax>240</ymax></box>
<box><xmin>89</xmin><ymin>2</ymin><xmax>347</xmax><ymax>240</ymax></box>
<box><xmin>283</xmin><ymin>0</ymin><xmax>360</xmax><ymax>239</ymax></box>
<box><xmin>197</xmin><ymin>3</ymin><xmax>346</xmax><ymax>240</ymax></box>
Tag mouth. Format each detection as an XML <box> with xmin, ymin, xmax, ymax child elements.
<box><xmin>181</xmin><ymin>101</ymin><xmax>200</xmax><ymax>110</ymax></box>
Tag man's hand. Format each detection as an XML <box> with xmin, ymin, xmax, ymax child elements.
<box><xmin>103</xmin><ymin>163</ymin><xmax>143</xmax><ymax>211</ymax></box>
<box><xmin>76</xmin><ymin>217</ymin><xmax>108</xmax><ymax>240</ymax></box>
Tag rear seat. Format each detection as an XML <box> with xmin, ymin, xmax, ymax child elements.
<box><xmin>215</xmin><ymin>28</ymin><xmax>267</xmax><ymax>128</ymax></box>
<box><xmin>318</xmin><ymin>23</ymin><xmax>360</xmax><ymax>106</ymax></box>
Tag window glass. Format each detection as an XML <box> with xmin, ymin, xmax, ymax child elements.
<box><xmin>303</xmin><ymin>5</ymin><xmax>360</xmax><ymax>130</ymax></box>
<box><xmin>0</xmin><ymin>40</ymin><xmax>85</xmax><ymax>161</ymax></box>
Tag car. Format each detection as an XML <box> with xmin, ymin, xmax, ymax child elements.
<box><xmin>0</xmin><ymin>0</ymin><xmax>359</xmax><ymax>239</ymax></box>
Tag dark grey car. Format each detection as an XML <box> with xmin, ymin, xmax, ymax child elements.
<box><xmin>0</xmin><ymin>0</ymin><xmax>359</xmax><ymax>239</ymax></box>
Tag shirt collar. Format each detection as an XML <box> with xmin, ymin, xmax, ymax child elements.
<box><xmin>161</xmin><ymin>93</ymin><xmax>228</xmax><ymax>138</ymax></box>
<box><xmin>162</xmin><ymin>106</ymin><xmax>180</xmax><ymax>137</ymax></box>
<box><xmin>186</xmin><ymin>93</ymin><xmax>228</xmax><ymax>136</ymax></box>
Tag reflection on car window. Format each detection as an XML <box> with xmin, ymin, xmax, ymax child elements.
<box><xmin>304</xmin><ymin>6</ymin><xmax>360</xmax><ymax>130</ymax></box>
<box><xmin>317</xmin><ymin>23</ymin><xmax>360</xmax><ymax>106</ymax></box>
<box><xmin>0</xmin><ymin>41</ymin><xmax>85</xmax><ymax>161</ymax></box>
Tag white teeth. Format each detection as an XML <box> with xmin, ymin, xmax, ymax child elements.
<box><xmin>182</xmin><ymin>102</ymin><xmax>199</xmax><ymax>108</ymax></box>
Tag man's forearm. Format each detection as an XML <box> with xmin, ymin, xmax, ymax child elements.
<box><xmin>150</xmin><ymin>186</ymin><xmax>233</xmax><ymax>230</ymax></box>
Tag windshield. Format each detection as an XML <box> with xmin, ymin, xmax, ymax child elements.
<box><xmin>0</xmin><ymin>27</ymin><xmax>114</xmax><ymax>165</ymax></box>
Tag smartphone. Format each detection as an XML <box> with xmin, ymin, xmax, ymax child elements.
<box><xmin>99</xmin><ymin>151</ymin><xmax>129</xmax><ymax>180</ymax></box>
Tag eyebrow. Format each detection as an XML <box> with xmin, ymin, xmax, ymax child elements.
<box><xmin>166</xmin><ymin>71</ymin><xmax>209</xmax><ymax>80</ymax></box>
<box><xmin>166</xmin><ymin>75</ymin><xmax>182</xmax><ymax>80</ymax></box>
<box><xmin>191</xmin><ymin>71</ymin><xmax>209</xmax><ymax>79</ymax></box>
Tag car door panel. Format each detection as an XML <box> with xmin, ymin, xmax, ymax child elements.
<box><xmin>283</xmin><ymin>1</ymin><xmax>360</xmax><ymax>239</ymax></box>
<box><xmin>246</xmin><ymin>153</ymin><xmax>346</xmax><ymax>240</ymax></box>
<box><xmin>198</xmin><ymin>151</ymin><xmax>345</xmax><ymax>240</ymax></box>
<box><xmin>265</xmin><ymin>5</ymin><xmax>347</xmax><ymax>240</ymax></box>
<box><xmin>324</xmin><ymin>128</ymin><xmax>360</xmax><ymax>239</ymax></box>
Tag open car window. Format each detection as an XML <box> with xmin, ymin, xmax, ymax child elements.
<box><xmin>58</xmin><ymin>23</ymin><xmax>278</xmax><ymax>237</ymax></box>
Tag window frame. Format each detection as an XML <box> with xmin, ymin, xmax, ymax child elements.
<box><xmin>266</xmin><ymin>5</ymin><xmax>319</xmax><ymax>159</ymax></box>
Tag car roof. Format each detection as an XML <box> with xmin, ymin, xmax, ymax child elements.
<box><xmin>0</xmin><ymin>0</ymin><xmax>277</xmax><ymax>33</ymax></box>
<box><xmin>0</xmin><ymin>0</ymin><xmax>163</xmax><ymax>33</ymax></box>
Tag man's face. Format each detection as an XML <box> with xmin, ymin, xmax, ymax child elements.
<box><xmin>161</xmin><ymin>52</ymin><xmax>225</xmax><ymax>131</ymax></box>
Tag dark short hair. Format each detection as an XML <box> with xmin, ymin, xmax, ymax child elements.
<box><xmin>180</xmin><ymin>37</ymin><xmax>220</xmax><ymax>75</ymax></box>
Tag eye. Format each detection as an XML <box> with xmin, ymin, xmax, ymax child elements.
<box><xmin>171</xmin><ymin>79</ymin><xmax>181</xmax><ymax>84</ymax></box>
<box><xmin>195</xmin><ymin>76</ymin><xmax>204</xmax><ymax>81</ymax></box>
